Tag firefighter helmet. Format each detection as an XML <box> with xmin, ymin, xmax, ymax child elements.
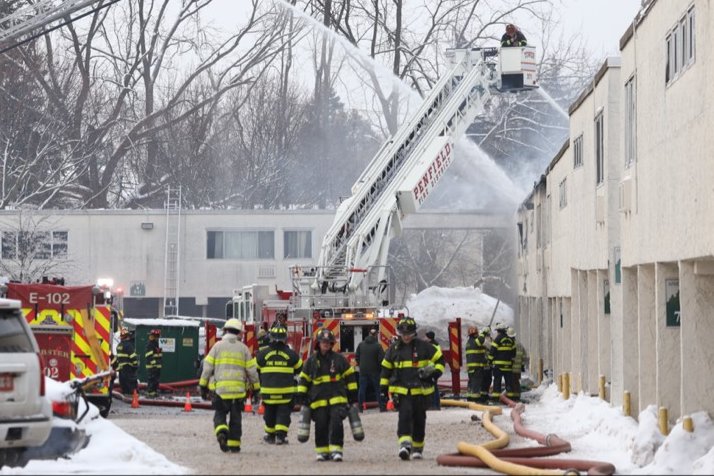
<box><xmin>257</xmin><ymin>328</ymin><xmax>268</xmax><ymax>339</ymax></box>
<box><xmin>149</xmin><ymin>328</ymin><xmax>161</xmax><ymax>336</ymax></box>
<box><xmin>495</xmin><ymin>322</ymin><xmax>507</xmax><ymax>331</ymax></box>
<box><xmin>316</xmin><ymin>328</ymin><xmax>336</xmax><ymax>344</ymax></box>
<box><xmin>507</xmin><ymin>327</ymin><xmax>516</xmax><ymax>338</ymax></box>
<box><xmin>224</xmin><ymin>318</ymin><xmax>244</xmax><ymax>333</ymax></box>
<box><xmin>270</xmin><ymin>325</ymin><xmax>288</xmax><ymax>342</ymax></box>
<box><xmin>467</xmin><ymin>326</ymin><xmax>478</xmax><ymax>336</ymax></box>
<box><xmin>396</xmin><ymin>317</ymin><xmax>417</xmax><ymax>337</ymax></box>
<box><xmin>481</xmin><ymin>326</ymin><xmax>491</xmax><ymax>336</ymax></box>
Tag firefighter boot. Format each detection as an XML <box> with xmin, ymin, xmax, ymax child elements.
<box><xmin>263</xmin><ymin>434</ymin><xmax>276</xmax><ymax>444</ymax></box>
<box><xmin>398</xmin><ymin>441</ymin><xmax>412</xmax><ymax>461</ymax></box>
<box><xmin>275</xmin><ymin>433</ymin><xmax>287</xmax><ymax>445</ymax></box>
<box><xmin>217</xmin><ymin>430</ymin><xmax>229</xmax><ymax>453</ymax></box>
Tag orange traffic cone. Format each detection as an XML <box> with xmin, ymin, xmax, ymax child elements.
<box><xmin>244</xmin><ymin>399</ymin><xmax>253</xmax><ymax>413</ymax></box>
<box><xmin>183</xmin><ymin>392</ymin><xmax>193</xmax><ymax>412</ymax></box>
<box><xmin>131</xmin><ymin>389</ymin><xmax>140</xmax><ymax>409</ymax></box>
<box><xmin>258</xmin><ymin>402</ymin><xmax>265</xmax><ymax>415</ymax></box>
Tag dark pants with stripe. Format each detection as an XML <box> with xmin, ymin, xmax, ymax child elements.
<box><xmin>467</xmin><ymin>367</ymin><xmax>485</xmax><ymax>401</ymax></box>
<box><xmin>147</xmin><ymin>368</ymin><xmax>161</xmax><ymax>396</ymax></box>
<box><xmin>213</xmin><ymin>396</ymin><xmax>243</xmax><ymax>446</ymax></box>
<box><xmin>492</xmin><ymin>367</ymin><xmax>514</xmax><ymax>398</ymax></box>
<box><xmin>313</xmin><ymin>405</ymin><xmax>345</xmax><ymax>453</ymax></box>
<box><xmin>119</xmin><ymin>368</ymin><xmax>138</xmax><ymax>395</ymax></box>
<box><xmin>264</xmin><ymin>401</ymin><xmax>293</xmax><ymax>437</ymax></box>
<box><xmin>397</xmin><ymin>394</ymin><xmax>430</xmax><ymax>447</ymax></box>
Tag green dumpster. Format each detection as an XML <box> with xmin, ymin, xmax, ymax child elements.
<box><xmin>124</xmin><ymin>318</ymin><xmax>200</xmax><ymax>384</ymax></box>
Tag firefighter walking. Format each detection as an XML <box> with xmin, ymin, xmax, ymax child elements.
<box><xmin>145</xmin><ymin>328</ymin><xmax>162</xmax><ymax>398</ymax></box>
<box><xmin>380</xmin><ymin>316</ymin><xmax>445</xmax><ymax>460</ymax></box>
<box><xmin>111</xmin><ymin>328</ymin><xmax>138</xmax><ymax>396</ymax></box>
<box><xmin>464</xmin><ymin>326</ymin><xmax>489</xmax><ymax>403</ymax></box>
<box><xmin>297</xmin><ymin>328</ymin><xmax>358</xmax><ymax>462</ymax></box>
<box><xmin>488</xmin><ymin>324</ymin><xmax>515</xmax><ymax>401</ymax></box>
<box><xmin>199</xmin><ymin>319</ymin><xmax>260</xmax><ymax>453</ymax></box>
<box><xmin>256</xmin><ymin>325</ymin><xmax>302</xmax><ymax>445</ymax></box>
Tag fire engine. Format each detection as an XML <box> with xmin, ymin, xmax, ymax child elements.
<box><xmin>0</xmin><ymin>279</ymin><xmax>118</xmax><ymax>417</ymax></box>
<box><xmin>226</xmin><ymin>45</ymin><xmax>538</xmax><ymax>375</ymax></box>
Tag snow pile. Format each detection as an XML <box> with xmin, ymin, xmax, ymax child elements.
<box><xmin>400</xmin><ymin>286</ymin><xmax>514</xmax><ymax>343</ymax></box>
<box><xmin>521</xmin><ymin>384</ymin><xmax>714</xmax><ymax>475</ymax></box>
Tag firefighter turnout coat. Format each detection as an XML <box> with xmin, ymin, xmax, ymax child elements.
<box><xmin>256</xmin><ymin>341</ymin><xmax>302</xmax><ymax>404</ymax></box>
<box><xmin>199</xmin><ymin>333</ymin><xmax>260</xmax><ymax>399</ymax></box>
<box><xmin>297</xmin><ymin>350</ymin><xmax>358</xmax><ymax>409</ymax></box>
<box><xmin>380</xmin><ymin>338</ymin><xmax>446</xmax><ymax>397</ymax></box>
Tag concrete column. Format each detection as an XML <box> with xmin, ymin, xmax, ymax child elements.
<box><xmin>610</xmin><ymin>248</ymin><xmax>624</xmax><ymax>406</ymax></box>
<box><xmin>579</xmin><ymin>270</ymin><xmax>589</xmax><ymax>393</ymax></box>
<box><xmin>655</xmin><ymin>262</ymin><xmax>681</xmax><ymax>419</ymax></box>
<box><xmin>562</xmin><ymin>297</ymin><xmax>572</xmax><ymax>378</ymax></box>
<box><xmin>597</xmin><ymin>269</ymin><xmax>611</xmax><ymax>391</ymax></box>
<box><xmin>637</xmin><ymin>264</ymin><xmax>656</xmax><ymax>415</ymax></box>
<box><xmin>570</xmin><ymin>270</ymin><xmax>582</xmax><ymax>387</ymax></box>
<box><xmin>586</xmin><ymin>270</ymin><xmax>598</xmax><ymax>394</ymax></box>
<box><xmin>621</xmin><ymin>266</ymin><xmax>639</xmax><ymax>414</ymax></box>
<box><xmin>680</xmin><ymin>260</ymin><xmax>714</xmax><ymax>416</ymax></box>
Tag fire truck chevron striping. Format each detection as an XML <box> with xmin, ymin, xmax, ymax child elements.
<box><xmin>3</xmin><ymin>282</ymin><xmax>117</xmax><ymax>417</ymax></box>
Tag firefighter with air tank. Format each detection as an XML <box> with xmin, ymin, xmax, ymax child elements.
<box><xmin>380</xmin><ymin>316</ymin><xmax>445</xmax><ymax>461</ymax></box>
<box><xmin>256</xmin><ymin>325</ymin><xmax>302</xmax><ymax>445</ymax></box>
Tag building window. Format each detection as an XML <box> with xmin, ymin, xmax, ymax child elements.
<box><xmin>284</xmin><ymin>230</ymin><xmax>312</xmax><ymax>259</ymax></box>
<box><xmin>595</xmin><ymin>113</ymin><xmax>604</xmax><ymax>185</ymax></box>
<box><xmin>206</xmin><ymin>230</ymin><xmax>275</xmax><ymax>259</ymax></box>
<box><xmin>559</xmin><ymin>178</ymin><xmax>567</xmax><ymax>209</ymax></box>
<box><xmin>573</xmin><ymin>135</ymin><xmax>583</xmax><ymax>169</ymax></box>
<box><xmin>1</xmin><ymin>230</ymin><xmax>68</xmax><ymax>260</ymax></box>
<box><xmin>666</xmin><ymin>6</ymin><xmax>696</xmax><ymax>84</ymax></box>
<box><xmin>624</xmin><ymin>76</ymin><xmax>636</xmax><ymax>168</ymax></box>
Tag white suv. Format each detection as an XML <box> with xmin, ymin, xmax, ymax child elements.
<box><xmin>0</xmin><ymin>298</ymin><xmax>52</xmax><ymax>468</ymax></box>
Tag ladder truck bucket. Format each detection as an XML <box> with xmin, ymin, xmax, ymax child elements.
<box><xmin>497</xmin><ymin>46</ymin><xmax>538</xmax><ymax>92</ymax></box>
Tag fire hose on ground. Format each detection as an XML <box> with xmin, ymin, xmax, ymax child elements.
<box><xmin>436</xmin><ymin>396</ymin><xmax>616</xmax><ymax>475</ymax></box>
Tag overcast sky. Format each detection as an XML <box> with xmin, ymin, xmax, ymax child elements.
<box><xmin>557</xmin><ymin>0</ymin><xmax>642</xmax><ymax>56</ymax></box>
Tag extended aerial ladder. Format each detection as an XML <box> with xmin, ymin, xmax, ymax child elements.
<box><xmin>0</xmin><ymin>0</ymin><xmax>118</xmax><ymax>54</ymax></box>
<box><xmin>288</xmin><ymin>46</ymin><xmax>537</xmax><ymax>312</ymax></box>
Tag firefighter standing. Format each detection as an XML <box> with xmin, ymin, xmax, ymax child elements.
<box><xmin>297</xmin><ymin>328</ymin><xmax>358</xmax><ymax>462</ymax></box>
<box><xmin>199</xmin><ymin>319</ymin><xmax>260</xmax><ymax>453</ymax></box>
<box><xmin>380</xmin><ymin>317</ymin><xmax>445</xmax><ymax>461</ymax></box>
<box><xmin>479</xmin><ymin>327</ymin><xmax>493</xmax><ymax>401</ymax></box>
<box><xmin>111</xmin><ymin>328</ymin><xmax>138</xmax><ymax>396</ymax></box>
<box><xmin>508</xmin><ymin>327</ymin><xmax>527</xmax><ymax>401</ymax></box>
<box><xmin>257</xmin><ymin>328</ymin><xmax>271</xmax><ymax>353</ymax></box>
<box><xmin>488</xmin><ymin>324</ymin><xmax>515</xmax><ymax>401</ymax></box>
<box><xmin>465</xmin><ymin>326</ymin><xmax>489</xmax><ymax>403</ymax></box>
<box><xmin>145</xmin><ymin>328</ymin><xmax>162</xmax><ymax>398</ymax></box>
<box><xmin>256</xmin><ymin>325</ymin><xmax>302</xmax><ymax>445</ymax></box>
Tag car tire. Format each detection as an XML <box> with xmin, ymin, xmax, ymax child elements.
<box><xmin>0</xmin><ymin>448</ymin><xmax>28</xmax><ymax>468</ymax></box>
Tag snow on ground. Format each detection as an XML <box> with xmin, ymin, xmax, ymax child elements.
<box><xmin>518</xmin><ymin>383</ymin><xmax>714</xmax><ymax>475</ymax></box>
<box><xmin>0</xmin><ymin>379</ymin><xmax>187</xmax><ymax>475</ymax></box>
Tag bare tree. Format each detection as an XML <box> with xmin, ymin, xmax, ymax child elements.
<box><xmin>7</xmin><ymin>0</ymin><xmax>297</xmax><ymax>209</ymax></box>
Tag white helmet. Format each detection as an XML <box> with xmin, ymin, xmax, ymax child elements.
<box><xmin>224</xmin><ymin>318</ymin><xmax>244</xmax><ymax>332</ymax></box>
<box><xmin>506</xmin><ymin>327</ymin><xmax>516</xmax><ymax>338</ymax></box>
<box><xmin>495</xmin><ymin>322</ymin><xmax>507</xmax><ymax>331</ymax></box>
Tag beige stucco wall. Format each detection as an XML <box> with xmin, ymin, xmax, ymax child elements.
<box><xmin>516</xmin><ymin>0</ymin><xmax>714</xmax><ymax>419</ymax></box>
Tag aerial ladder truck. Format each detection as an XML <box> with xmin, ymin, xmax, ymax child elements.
<box><xmin>0</xmin><ymin>0</ymin><xmax>116</xmax><ymax>54</ymax></box>
<box><xmin>226</xmin><ymin>45</ymin><xmax>538</xmax><ymax>376</ymax></box>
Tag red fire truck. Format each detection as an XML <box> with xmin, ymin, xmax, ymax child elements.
<box><xmin>0</xmin><ymin>279</ymin><xmax>118</xmax><ymax>417</ymax></box>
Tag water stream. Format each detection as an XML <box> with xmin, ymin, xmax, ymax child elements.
<box><xmin>274</xmin><ymin>0</ymin><xmax>531</xmax><ymax>206</ymax></box>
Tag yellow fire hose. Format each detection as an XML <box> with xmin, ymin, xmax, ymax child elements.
<box><xmin>441</xmin><ymin>399</ymin><xmax>566</xmax><ymax>475</ymax></box>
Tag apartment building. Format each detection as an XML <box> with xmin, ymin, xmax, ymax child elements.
<box><xmin>517</xmin><ymin>0</ymin><xmax>714</xmax><ymax>419</ymax></box>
